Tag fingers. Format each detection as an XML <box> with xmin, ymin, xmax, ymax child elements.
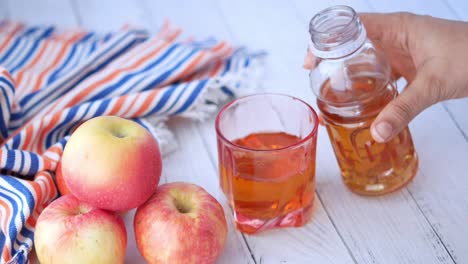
<box><xmin>303</xmin><ymin>49</ymin><xmax>313</xmax><ymax>69</ymax></box>
<box><xmin>359</xmin><ymin>12</ymin><xmax>413</xmax><ymax>53</ymax></box>
<box><xmin>371</xmin><ymin>63</ymin><xmax>440</xmax><ymax>142</ymax></box>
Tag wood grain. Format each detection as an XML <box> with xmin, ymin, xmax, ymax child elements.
<box><xmin>6</xmin><ymin>0</ymin><xmax>77</xmax><ymax>27</ymax></box>
<box><xmin>360</xmin><ymin>2</ymin><xmax>468</xmax><ymax>262</ymax></box>
<box><xmin>1</xmin><ymin>0</ymin><xmax>467</xmax><ymax>263</ymax></box>
<box><xmin>71</xmin><ymin>1</ymin><xmax>256</xmax><ymax>263</ymax></box>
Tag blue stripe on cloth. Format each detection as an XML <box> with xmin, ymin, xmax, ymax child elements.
<box><xmin>0</xmin><ymin>179</ymin><xmax>35</xmax><ymax>250</ymax></box>
<box><xmin>132</xmin><ymin>118</ymin><xmax>154</xmax><ymax>135</ymax></box>
<box><xmin>94</xmin><ymin>99</ymin><xmax>111</xmax><ymax>116</ymax></box>
<box><xmin>4</xmin><ymin>150</ymin><xmax>15</xmax><ymax>171</ymax></box>
<box><xmin>45</xmin><ymin>107</ymin><xmax>79</xmax><ymax>147</ymax></box>
<box><xmin>61</xmin><ymin>104</ymin><xmax>93</xmax><ymax>139</ymax></box>
<box><xmin>222</xmin><ymin>58</ymin><xmax>231</xmax><ymax>74</ymax></box>
<box><xmin>0</xmin><ymin>190</ymin><xmax>20</xmax><ymax>254</ymax></box>
<box><xmin>122</xmin><ymin>49</ymin><xmax>199</xmax><ymax>106</ymax></box>
<box><xmin>175</xmin><ymin>79</ymin><xmax>207</xmax><ymax>114</ymax></box>
<box><xmin>244</xmin><ymin>57</ymin><xmax>250</xmax><ymax>67</ymax></box>
<box><xmin>0</xmin><ymin>27</ymin><xmax>54</xmax><ymax>67</ymax></box>
<box><xmin>3</xmin><ymin>175</ymin><xmax>35</xmax><ymax>216</ymax></box>
<box><xmin>9</xmin><ymin>27</ymin><xmax>54</xmax><ymax>74</ymax></box>
<box><xmin>0</xmin><ymin>76</ymin><xmax>15</xmax><ymax>95</ymax></box>
<box><xmin>0</xmin><ymin>87</ymin><xmax>11</xmax><ymax>138</ymax></box>
<box><xmin>221</xmin><ymin>86</ymin><xmax>234</xmax><ymax>97</ymax></box>
<box><xmin>146</xmin><ymin>84</ymin><xmax>178</xmax><ymax>116</ymax></box>
<box><xmin>164</xmin><ymin>82</ymin><xmax>190</xmax><ymax>114</ymax></box>
<box><xmin>88</xmin><ymin>43</ymin><xmax>183</xmax><ymax>100</ymax></box>
<box><xmin>0</xmin><ymin>22</ymin><xmax>262</xmax><ymax>264</ymax></box>
<box><xmin>11</xmin><ymin>134</ymin><xmax>21</xmax><ymax>150</ymax></box>
<box><xmin>150</xmin><ymin>50</ymin><xmax>198</xmax><ymax>86</ymax></box>
<box><xmin>77</xmin><ymin>34</ymin><xmax>146</xmax><ymax>82</ymax></box>
<box><xmin>0</xmin><ymin>78</ymin><xmax>14</xmax><ymax>123</ymax></box>
<box><xmin>119</xmin><ymin>45</ymin><xmax>194</xmax><ymax>96</ymax></box>
<box><xmin>10</xmin><ymin>112</ymin><xmax>23</xmax><ymax>121</ymax></box>
<box><xmin>1</xmin><ymin>179</ymin><xmax>29</xmax><ymax>225</ymax></box>
<box><xmin>0</xmin><ymin>230</ymin><xmax>4</xmax><ymax>260</ymax></box>
<box><xmin>18</xmin><ymin>151</ymin><xmax>25</xmax><ymax>174</ymax></box>
<box><xmin>28</xmin><ymin>153</ymin><xmax>39</xmax><ymax>176</ymax></box>
<box><xmin>20</xmin><ymin>37</ymin><xmax>122</xmax><ymax>108</ymax></box>
<box><xmin>19</xmin><ymin>30</ymin><xmax>145</xmax><ymax>112</ymax></box>
<box><xmin>47</xmin><ymin>33</ymin><xmax>96</xmax><ymax>84</ymax></box>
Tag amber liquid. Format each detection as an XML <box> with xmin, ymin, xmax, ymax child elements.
<box><xmin>219</xmin><ymin>132</ymin><xmax>316</xmax><ymax>234</ymax></box>
<box><xmin>318</xmin><ymin>77</ymin><xmax>418</xmax><ymax>195</ymax></box>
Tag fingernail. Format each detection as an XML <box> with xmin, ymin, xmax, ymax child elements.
<box><xmin>372</xmin><ymin>122</ymin><xmax>393</xmax><ymax>142</ymax></box>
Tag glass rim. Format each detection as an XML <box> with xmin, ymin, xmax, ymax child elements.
<box><xmin>215</xmin><ymin>93</ymin><xmax>319</xmax><ymax>152</ymax></box>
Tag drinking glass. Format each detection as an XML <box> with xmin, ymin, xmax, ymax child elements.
<box><xmin>215</xmin><ymin>93</ymin><xmax>318</xmax><ymax>234</ymax></box>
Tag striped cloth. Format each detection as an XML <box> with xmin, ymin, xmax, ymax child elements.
<box><xmin>0</xmin><ymin>21</ymin><xmax>263</xmax><ymax>264</ymax></box>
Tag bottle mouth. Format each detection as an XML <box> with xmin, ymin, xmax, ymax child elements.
<box><xmin>309</xmin><ymin>5</ymin><xmax>365</xmax><ymax>58</ymax></box>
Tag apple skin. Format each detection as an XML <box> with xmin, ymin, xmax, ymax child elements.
<box><xmin>55</xmin><ymin>161</ymin><xmax>71</xmax><ymax>195</ymax></box>
<box><xmin>34</xmin><ymin>195</ymin><xmax>127</xmax><ymax>264</ymax></box>
<box><xmin>61</xmin><ymin>116</ymin><xmax>162</xmax><ymax>211</ymax></box>
<box><xmin>134</xmin><ymin>182</ymin><xmax>228</xmax><ymax>264</ymax></box>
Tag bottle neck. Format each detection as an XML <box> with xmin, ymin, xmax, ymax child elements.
<box><xmin>309</xmin><ymin>5</ymin><xmax>366</xmax><ymax>59</ymax></box>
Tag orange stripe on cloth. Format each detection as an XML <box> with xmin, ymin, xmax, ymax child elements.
<box><xmin>132</xmin><ymin>89</ymin><xmax>161</xmax><ymax>117</ymax></box>
<box><xmin>0</xmin><ymin>23</ymin><xmax>24</xmax><ymax>53</ymax></box>
<box><xmin>209</xmin><ymin>61</ymin><xmax>223</xmax><ymax>77</ymax></box>
<box><xmin>45</xmin><ymin>38</ymin><xmax>174</xmax><ymax>116</ymax></box>
<box><xmin>0</xmin><ymin>26</ymin><xmax>182</xmax><ymax>149</ymax></box>
<box><xmin>162</xmin><ymin>42</ymin><xmax>232</xmax><ymax>85</ymax></box>
<box><xmin>35</xmin><ymin>112</ymin><xmax>62</xmax><ymax>154</ymax></box>
<box><xmin>14</xmin><ymin>42</ymin><xmax>51</xmax><ymax>93</ymax></box>
<box><xmin>120</xmin><ymin>93</ymin><xmax>147</xmax><ymax>118</ymax></box>
<box><xmin>31</xmin><ymin>32</ymin><xmax>85</xmax><ymax>92</ymax></box>
<box><xmin>20</xmin><ymin>124</ymin><xmax>34</xmax><ymax>152</ymax></box>
<box><xmin>164</xmin><ymin>51</ymin><xmax>207</xmax><ymax>85</ymax></box>
<box><xmin>108</xmin><ymin>96</ymin><xmax>127</xmax><ymax>115</ymax></box>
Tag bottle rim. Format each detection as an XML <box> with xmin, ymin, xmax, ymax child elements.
<box><xmin>309</xmin><ymin>5</ymin><xmax>367</xmax><ymax>59</ymax></box>
<box><xmin>309</xmin><ymin>5</ymin><xmax>358</xmax><ymax>35</ymax></box>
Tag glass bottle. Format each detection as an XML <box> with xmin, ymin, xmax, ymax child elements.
<box><xmin>308</xmin><ymin>5</ymin><xmax>418</xmax><ymax>195</ymax></box>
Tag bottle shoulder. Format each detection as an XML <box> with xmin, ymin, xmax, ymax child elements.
<box><xmin>310</xmin><ymin>41</ymin><xmax>393</xmax><ymax>106</ymax></box>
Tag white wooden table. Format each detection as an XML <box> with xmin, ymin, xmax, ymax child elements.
<box><xmin>3</xmin><ymin>0</ymin><xmax>467</xmax><ymax>263</ymax></box>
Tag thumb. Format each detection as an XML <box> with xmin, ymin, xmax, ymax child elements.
<box><xmin>371</xmin><ymin>63</ymin><xmax>440</xmax><ymax>142</ymax></box>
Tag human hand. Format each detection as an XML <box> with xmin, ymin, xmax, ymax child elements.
<box><xmin>305</xmin><ymin>13</ymin><xmax>468</xmax><ymax>142</ymax></box>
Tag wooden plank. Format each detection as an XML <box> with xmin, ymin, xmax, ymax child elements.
<box><xmin>142</xmin><ymin>0</ymin><xmax>358</xmax><ymax>263</ymax></box>
<box><xmin>335</xmin><ymin>0</ymin><xmax>468</xmax><ymax>262</ymax></box>
<box><xmin>444</xmin><ymin>0</ymin><xmax>468</xmax><ymax>21</ymax></box>
<box><xmin>442</xmin><ymin>99</ymin><xmax>468</xmax><ymax>141</ymax></box>
<box><xmin>216</xmin><ymin>0</ymin><xmax>451</xmax><ymax>263</ymax></box>
<box><xmin>72</xmin><ymin>1</ymin><xmax>255</xmax><ymax>263</ymax></box>
<box><xmin>430</xmin><ymin>0</ymin><xmax>468</xmax><ymax>140</ymax></box>
<box><xmin>6</xmin><ymin>0</ymin><xmax>76</xmax><ymax>27</ymax></box>
<box><xmin>0</xmin><ymin>0</ymin><xmax>9</xmax><ymax>19</ymax></box>
<box><xmin>172</xmin><ymin>120</ymin><xmax>357</xmax><ymax>264</ymax></box>
<box><xmin>157</xmin><ymin>120</ymin><xmax>255</xmax><ymax>264</ymax></box>
<box><xmin>268</xmin><ymin>0</ymin><xmax>460</xmax><ymax>263</ymax></box>
<box><xmin>71</xmin><ymin>0</ymin><xmax>152</xmax><ymax>32</ymax></box>
<box><xmin>137</xmin><ymin>0</ymin><xmax>233</xmax><ymax>168</ymax></box>
<box><xmin>141</xmin><ymin>0</ymin><xmax>234</xmax><ymax>42</ymax></box>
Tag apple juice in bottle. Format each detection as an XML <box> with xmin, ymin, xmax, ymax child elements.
<box><xmin>308</xmin><ymin>6</ymin><xmax>418</xmax><ymax>195</ymax></box>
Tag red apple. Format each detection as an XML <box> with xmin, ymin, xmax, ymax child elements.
<box><xmin>61</xmin><ymin>116</ymin><xmax>162</xmax><ymax>211</ymax></box>
<box><xmin>34</xmin><ymin>195</ymin><xmax>127</xmax><ymax>264</ymax></box>
<box><xmin>55</xmin><ymin>161</ymin><xmax>71</xmax><ymax>195</ymax></box>
<box><xmin>134</xmin><ymin>182</ymin><xmax>228</xmax><ymax>264</ymax></box>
